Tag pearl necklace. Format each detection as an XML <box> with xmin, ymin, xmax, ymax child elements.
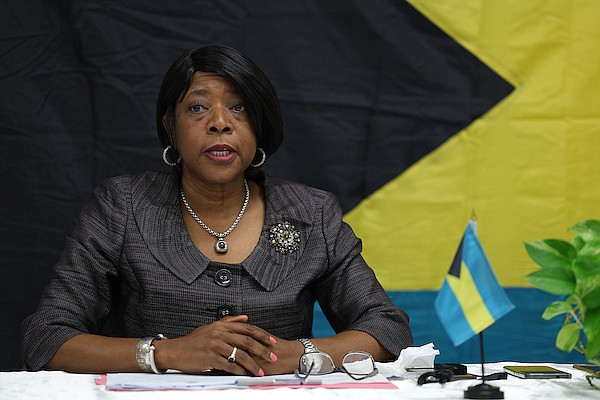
<box><xmin>180</xmin><ymin>180</ymin><xmax>250</xmax><ymax>254</ymax></box>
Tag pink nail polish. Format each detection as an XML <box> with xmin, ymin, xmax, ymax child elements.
<box><xmin>270</xmin><ymin>352</ymin><xmax>278</xmax><ymax>361</ymax></box>
<box><xmin>270</xmin><ymin>336</ymin><xmax>277</xmax><ymax>344</ymax></box>
<box><xmin>259</xmin><ymin>369</ymin><xmax>265</xmax><ymax>377</ymax></box>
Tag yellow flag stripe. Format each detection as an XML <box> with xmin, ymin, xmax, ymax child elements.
<box><xmin>346</xmin><ymin>1</ymin><xmax>600</xmax><ymax>291</ymax></box>
<box><xmin>446</xmin><ymin>261</ymin><xmax>495</xmax><ymax>333</ymax></box>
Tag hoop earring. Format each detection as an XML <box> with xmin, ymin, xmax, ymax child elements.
<box><xmin>250</xmin><ymin>147</ymin><xmax>266</xmax><ymax>168</ymax></box>
<box><xmin>162</xmin><ymin>146</ymin><xmax>181</xmax><ymax>167</ymax></box>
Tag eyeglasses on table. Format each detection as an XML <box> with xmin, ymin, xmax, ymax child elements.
<box><xmin>294</xmin><ymin>350</ymin><xmax>378</xmax><ymax>381</ymax></box>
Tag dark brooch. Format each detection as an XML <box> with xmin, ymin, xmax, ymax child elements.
<box><xmin>269</xmin><ymin>221</ymin><xmax>300</xmax><ymax>254</ymax></box>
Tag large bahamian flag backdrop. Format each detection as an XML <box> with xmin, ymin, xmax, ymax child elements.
<box><xmin>340</xmin><ymin>0</ymin><xmax>600</xmax><ymax>363</ymax></box>
<box><xmin>2</xmin><ymin>0</ymin><xmax>600</xmax><ymax>370</ymax></box>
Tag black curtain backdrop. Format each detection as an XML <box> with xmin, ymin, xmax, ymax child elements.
<box><xmin>0</xmin><ymin>0</ymin><xmax>511</xmax><ymax>370</ymax></box>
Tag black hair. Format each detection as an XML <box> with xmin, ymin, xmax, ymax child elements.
<box><xmin>156</xmin><ymin>45</ymin><xmax>283</xmax><ymax>167</ymax></box>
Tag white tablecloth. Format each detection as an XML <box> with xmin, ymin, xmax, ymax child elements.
<box><xmin>1</xmin><ymin>362</ymin><xmax>598</xmax><ymax>400</ymax></box>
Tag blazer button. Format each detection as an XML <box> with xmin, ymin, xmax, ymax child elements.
<box><xmin>214</xmin><ymin>268</ymin><xmax>232</xmax><ymax>287</ymax></box>
<box><xmin>217</xmin><ymin>305</ymin><xmax>236</xmax><ymax>319</ymax></box>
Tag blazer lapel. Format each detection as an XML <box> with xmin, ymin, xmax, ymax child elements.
<box><xmin>132</xmin><ymin>172</ymin><xmax>210</xmax><ymax>285</ymax></box>
<box><xmin>242</xmin><ymin>176</ymin><xmax>315</xmax><ymax>292</ymax></box>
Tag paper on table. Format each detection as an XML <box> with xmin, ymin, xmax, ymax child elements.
<box><xmin>376</xmin><ymin>342</ymin><xmax>440</xmax><ymax>378</ymax></box>
<box><xmin>104</xmin><ymin>373</ymin><xmax>237</xmax><ymax>390</ymax></box>
<box><xmin>103</xmin><ymin>371</ymin><xmax>396</xmax><ymax>391</ymax></box>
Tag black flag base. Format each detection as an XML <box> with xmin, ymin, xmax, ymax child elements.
<box><xmin>464</xmin><ymin>332</ymin><xmax>504</xmax><ymax>399</ymax></box>
<box><xmin>464</xmin><ymin>383</ymin><xmax>504</xmax><ymax>399</ymax></box>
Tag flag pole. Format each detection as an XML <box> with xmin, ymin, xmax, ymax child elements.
<box><xmin>472</xmin><ymin>211</ymin><xmax>485</xmax><ymax>383</ymax></box>
<box><xmin>469</xmin><ymin>210</ymin><xmax>478</xmax><ymax>235</ymax></box>
<box><xmin>479</xmin><ymin>331</ymin><xmax>486</xmax><ymax>384</ymax></box>
<box><xmin>464</xmin><ymin>212</ymin><xmax>504</xmax><ymax>399</ymax></box>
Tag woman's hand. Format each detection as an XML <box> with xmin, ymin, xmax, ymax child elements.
<box><xmin>252</xmin><ymin>337</ymin><xmax>305</xmax><ymax>375</ymax></box>
<box><xmin>154</xmin><ymin>315</ymin><xmax>277</xmax><ymax>376</ymax></box>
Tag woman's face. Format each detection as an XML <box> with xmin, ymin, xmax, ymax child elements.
<box><xmin>169</xmin><ymin>72</ymin><xmax>257</xmax><ymax>186</ymax></box>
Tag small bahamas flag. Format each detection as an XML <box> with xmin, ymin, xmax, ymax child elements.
<box><xmin>434</xmin><ymin>223</ymin><xmax>515</xmax><ymax>346</ymax></box>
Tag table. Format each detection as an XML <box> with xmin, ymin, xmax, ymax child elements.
<box><xmin>0</xmin><ymin>362</ymin><xmax>597</xmax><ymax>400</ymax></box>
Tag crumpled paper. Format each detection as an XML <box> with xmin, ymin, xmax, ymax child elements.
<box><xmin>375</xmin><ymin>342</ymin><xmax>440</xmax><ymax>378</ymax></box>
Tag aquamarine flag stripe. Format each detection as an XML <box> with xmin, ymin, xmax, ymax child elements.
<box><xmin>313</xmin><ymin>289</ymin><xmax>586</xmax><ymax>364</ymax></box>
<box><xmin>462</xmin><ymin>226</ymin><xmax>515</xmax><ymax>319</ymax></box>
<box><xmin>434</xmin><ymin>279</ymin><xmax>476</xmax><ymax>346</ymax></box>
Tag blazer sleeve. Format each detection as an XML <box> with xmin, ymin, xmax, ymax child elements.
<box><xmin>21</xmin><ymin>177</ymin><xmax>129</xmax><ymax>370</ymax></box>
<box><xmin>313</xmin><ymin>192</ymin><xmax>413</xmax><ymax>357</ymax></box>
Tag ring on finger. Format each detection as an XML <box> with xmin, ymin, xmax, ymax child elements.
<box><xmin>227</xmin><ymin>346</ymin><xmax>238</xmax><ymax>363</ymax></box>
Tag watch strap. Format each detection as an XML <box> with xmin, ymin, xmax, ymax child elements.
<box><xmin>298</xmin><ymin>338</ymin><xmax>319</xmax><ymax>353</ymax></box>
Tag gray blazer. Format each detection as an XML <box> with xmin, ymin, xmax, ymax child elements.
<box><xmin>22</xmin><ymin>171</ymin><xmax>412</xmax><ymax>370</ymax></box>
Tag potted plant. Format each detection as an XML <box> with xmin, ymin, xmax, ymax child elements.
<box><xmin>524</xmin><ymin>219</ymin><xmax>600</xmax><ymax>388</ymax></box>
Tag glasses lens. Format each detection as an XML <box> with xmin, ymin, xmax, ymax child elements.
<box><xmin>299</xmin><ymin>352</ymin><xmax>335</xmax><ymax>375</ymax></box>
<box><xmin>342</xmin><ymin>352</ymin><xmax>375</xmax><ymax>375</ymax></box>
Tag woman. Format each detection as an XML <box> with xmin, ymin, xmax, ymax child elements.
<box><xmin>22</xmin><ymin>45</ymin><xmax>413</xmax><ymax>376</ymax></box>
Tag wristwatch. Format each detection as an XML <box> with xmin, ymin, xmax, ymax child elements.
<box><xmin>136</xmin><ymin>334</ymin><xmax>167</xmax><ymax>374</ymax></box>
<box><xmin>298</xmin><ymin>338</ymin><xmax>323</xmax><ymax>373</ymax></box>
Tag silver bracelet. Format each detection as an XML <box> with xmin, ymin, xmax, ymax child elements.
<box><xmin>135</xmin><ymin>334</ymin><xmax>167</xmax><ymax>374</ymax></box>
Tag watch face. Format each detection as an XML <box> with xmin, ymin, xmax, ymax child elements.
<box><xmin>301</xmin><ymin>352</ymin><xmax>324</xmax><ymax>374</ymax></box>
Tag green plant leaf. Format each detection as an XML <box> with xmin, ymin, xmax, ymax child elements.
<box><xmin>525</xmin><ymin>268</ymin><xmax>576</xmax><ymax>295</ymax></box>
<box><xmin>524</xmin><ymin>239</ymin><xmax>575</xmax><ymax>269</ymax></box>
<box><xmin>556</xmin><ymin>322</ymin><xmax>580</xmax><ymax>352</ymax></box>
<box><xmin>576</xmin><ymin>271</ymin><xmax>600</xmax><ymax>304</ymax></box>
<box><xmin>584</xmin><ymin>308</ymin><xmax>600</xmax><ymax>342</ymax></box>
<box><xmin>580</xmin><ymin>240</ymin><xmax>600</xmax><ymax>256</ymax></box>
<box><xmin>570</xmin><ymin>220</ymin><xmax>600</xmax><ymax>242</ymax></box>
<box><xmin>585</xmin><ymin>308</ymin><xmax>600</xmax><ymax>363</ymax></box>
<box><xmin>572</xmin><ymin>236</ymin><xmax>586</xmax><ymax>252</ymax></box>
<box><xmin>586</xmin><ymin>335</ymin><xmax>600</xmax><ymax>363</ymax></box>
<box><xmin>573</xmin><ymin>256</ymin><xmax>600</xmax><ymax>281</ymax></box>
<box><xmin>582</xmin><ymin>288</ymin><xmax>600</xmax><ymax>310</ymax></box>
<box><xmin>542</xmin><ymin>301</ymin><xmax>573</xmax><ymax>320</ymax></box>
